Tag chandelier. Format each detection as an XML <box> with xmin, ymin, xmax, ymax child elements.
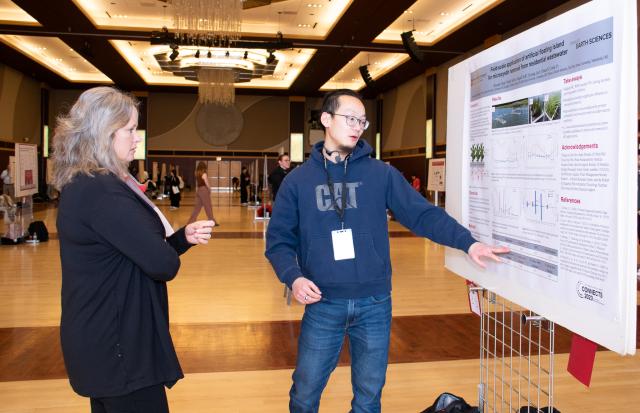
<box><xmin>172</xmin><ymin>0</ymin><xmax>243</xmax><ymax>46</ymax></box>
<box><xmin>154</xmin><ymin>47</ymin><xmax>279</xmax><ymax>106</ymax></box>
<box><xmin>198</xmin><ymin>68</ymin><xmax>235</xmax><ymax>105</ymax></box>
<box><xmin>172</xmin><ymin>0</ymin><xmax>243</xmax><ymax>105</ymax></box>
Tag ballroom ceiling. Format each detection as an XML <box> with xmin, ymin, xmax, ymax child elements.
<box><xmin>0</xmin><ymin>0</ymin><xmax>573</xmax><ymax>97</ymax></box>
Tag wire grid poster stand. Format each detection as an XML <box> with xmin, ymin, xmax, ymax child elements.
<box><xmin>478</xmin><ymin>289</ymin><xmax>555</xmax><ymax>413</ymax></box>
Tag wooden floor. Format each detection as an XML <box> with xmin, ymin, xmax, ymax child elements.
<box><xmin>1</xmin><ymin>191</ymin><xmax>639</xmax><ymax>412</ymax></box>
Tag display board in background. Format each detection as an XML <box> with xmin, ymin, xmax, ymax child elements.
<box><xmin>427</xmin><ymin>158</ymin><xmax>445</xmax><ymax>192</ymax></box>
<box><xmin>445</xmin><ymin>0</ymin><xmax>637</xmax><ymax>355</ymax></box>
<box><xmin>14</xmin><ymin>143</ymin><xmax>38</xmax><ymax>198</ymax></box>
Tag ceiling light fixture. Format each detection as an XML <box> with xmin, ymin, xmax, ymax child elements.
<box><xmin>400</xmin><ymin>31</ymin><xmax>423</xmax><ymax>63</ymax></box>
<box><xmin>172</xmin><ymin>0</ymin><xmax>242</xmax><ymax>45</ymax></box>
<box><xmin>266</xmin><ymin>50</ymin><xmax>276</xmax><ymax>65</ymax></box>
<box><xmin>172</xmin><ymin>0</ymin><xmax>243</xmax><ymax>105</ymax></box>
<box><xmin>198</xmin><ymin>68</ymin><xmax>235</xmax><ymax>106</ymax></box>
<box><xmin>358</xmin><ymin>65</ymin><xmax>375</xmax><ymax>88</ymax></box>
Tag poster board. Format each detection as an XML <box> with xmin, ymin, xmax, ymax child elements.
<box><xmin>444</xmin><ymin>0</ymin><xmax>637</xmax><ymax>354</ymax></box>
<box><xmin>14</xmin><ymin>143</ymin><xmax>38</xmax><ymax>198</ymax></box>
<box><xmin>427</xmin><ymin>158</ymin><xmax>446</xmax><ymax>191</ymax></box>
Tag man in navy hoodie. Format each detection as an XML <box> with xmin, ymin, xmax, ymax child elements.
<box><xmin>265</xmin><ymin>89</ymin><xmax>508</xmax><ymax>413</ymax></box>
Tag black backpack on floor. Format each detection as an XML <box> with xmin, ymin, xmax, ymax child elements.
<box><xmin>519</xmin><ymin>407</ymin><xmax>560</xmax><ymax>413</ymax></box>
<box><xmin>420</xmin><ymin>393</ymin><xmax>479</xmax><ymax>413</ymax></box>
<box><xmin>28</xmin><ymin>221</ymin><xmax>49</xmax><ymax>242</ymax></box>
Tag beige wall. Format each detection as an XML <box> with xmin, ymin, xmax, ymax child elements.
<box><xmin>0</xmin><ymin>63</ymin><xmax>42</xmax><ymax>144</ymax></box>
<box><xmin>381</xmin><ymin>75</ymin><xmax>425</xmax><ymax>151</ymax></box>
<box><xmin>147</xmin><ymin>94</ymin><xmax>290</xmax><ymax>151</ymax></box>
<box><xmin>47</xmin><ymin>91</ymin><xmax>294</xmax><ymax>152</ymax></box>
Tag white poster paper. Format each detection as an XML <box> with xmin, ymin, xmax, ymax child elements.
<box><xmin>445</xmin><ymin>0</ymin><xmax>637</xmax><ymax>354</ymax></box>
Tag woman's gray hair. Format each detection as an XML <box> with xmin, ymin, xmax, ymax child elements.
<box><xmin>51</xmin><ymin>86</ymin><xmax>139</xmax><ymax>190</ymax></box>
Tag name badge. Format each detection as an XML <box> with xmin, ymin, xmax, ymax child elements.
<box><xmin>331</xmin><ymin>228</ymin><xmax>355</xmax><ymax>260</ymax></box>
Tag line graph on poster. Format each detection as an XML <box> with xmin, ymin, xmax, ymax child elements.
<box><xmin>491</xmin><ymin>136</ymin><xmax>523</xmax><ymax>168</ymax></box>
<box><xmin>525</xmin><ymin>133</ymin><xmax>558</xmax><ymax>168</ymax></box>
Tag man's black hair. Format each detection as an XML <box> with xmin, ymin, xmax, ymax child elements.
<box><xmin>320</xmin><ymin>89</ymin><xmax>364</xmax><ymax>131</ymax></box>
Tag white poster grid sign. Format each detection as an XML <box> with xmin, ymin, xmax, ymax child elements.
<box><xmin>15</xmin><ymin>143</ymin><xmax>38</xmax><ymax>198</ymax></box>
<box><xmin>427</xmin><ymin>158</ymin><xmax>446</xmax><ymax>192</ymax></box>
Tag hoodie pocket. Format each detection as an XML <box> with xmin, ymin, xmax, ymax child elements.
<box><xmin>353</xmin><ymin>232</ymin><xmax>386</xmax><ymax>281</ymax></box>
<box><xmin>304</xmin><ymin>233</ymin><xmax>386</xmax><ymax>284</ymax></box>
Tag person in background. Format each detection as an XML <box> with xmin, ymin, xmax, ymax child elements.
<box><xmin>168</xmin><ymin>168</ymin><xmax>181</xmax><ymax>210</ymax></box>
<box><xmin>265</xmin><ymin>89</ymin><xmax>509</xmax><ymax>413</ymax></box>
<box><xmin>240</xmin><ymin>166</ymin><xmax>250</xmax><ymax>206</ymax></box>
<box><xmin>1</xmin><ymin>162</ymin><xmax>13</xmax><ymax>199</ymax></box>
<box><xmin>411</xmin><ymin>174</ymin><xmax>421</xmax><ymax>192</ymax></box>
<box><xmin>268</xmin><ymin>153</ymin><xmax>291</xmax><ymax>202</ymax></box>
<box><xmin>188</xmin><ymin>161</ymin><xmax>218</xmax><ymax>225</ymax></box>
<box><xmin>52</xmin><ymin>86</ymin><xmax>214</xmax><ymax>413</ymax></box>
<box><xmin>232</xmin><ymin>176</ymin><xmax>240</xmax><ymax>192</ymax></box>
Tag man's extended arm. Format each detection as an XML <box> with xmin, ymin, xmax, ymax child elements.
<box><xmin>385</xmin><ymin>166</ymin><xmax>509</xmax><ymax>262</ymax></box>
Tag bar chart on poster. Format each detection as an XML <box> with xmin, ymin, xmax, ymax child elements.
<box><xmin>444</xmin><ymin>0</ymin><xmax>637</xmax><ymax>355</ymax></box>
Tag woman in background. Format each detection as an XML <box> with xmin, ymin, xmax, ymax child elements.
<box><xmin>168</xmin><ymin>168</ymin><xmax>181</xmax><ymax>210</ymax></box>
<box><xmin>188</xmin><ymin>161</ymin><xmax>217</xmax><ymax>225</ymax></box>
<box><xmin>52</xmin><ymin>86</ymin><xmax>214</xmax><ymax>413</ymax></box>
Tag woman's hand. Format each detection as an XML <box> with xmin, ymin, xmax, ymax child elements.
<box><xmin>185</xmin><ymin>220</ymin><xmax>215</xmax><ymax>245</ymax></box>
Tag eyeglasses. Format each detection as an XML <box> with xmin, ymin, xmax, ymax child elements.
<box><xmin>331</xmin><ymin>113</ymin><xmax>370</xmax><ymax>130</ymax></box>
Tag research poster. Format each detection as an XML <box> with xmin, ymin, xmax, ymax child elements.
<box><xmin>445</xmin><ymin>0</ymin><xmax>636</xmax><ymax>354</ymax></box>
<box><xmin>15</xmin><ymin>143</ymin><xmax>38</xmax><ymax>198</ymax></box>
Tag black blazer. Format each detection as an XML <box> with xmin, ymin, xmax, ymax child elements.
<box><xmin>268</xmin><ymin>166</ymin><xmax>288</xmax><ymax>201</ymax></box>
<box><xmin>57</xmin><ymin>172</ymin><xmax>192</xmax><ymax>398</ymax></box>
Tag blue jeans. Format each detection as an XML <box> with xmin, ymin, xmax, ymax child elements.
<box><xmin>290</xmin><ymin>294</ymin><xmax>392</xmax><ymax>413</ymax></box>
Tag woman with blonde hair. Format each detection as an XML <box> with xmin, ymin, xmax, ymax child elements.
<box><xmin>187</xmin><ymin>161</ymin><xmax>217</xmax><ymax>225</ymax></box>
<box><xmin>52</xmin><ymin>86</ymin><xmax>214</xmax><ymax>413</ymax></box>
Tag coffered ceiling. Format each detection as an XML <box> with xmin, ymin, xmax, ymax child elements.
<box><xmin>0</xmin><ymin>0</ymin><xmax>573</xmax><ymax>97</ymax></box>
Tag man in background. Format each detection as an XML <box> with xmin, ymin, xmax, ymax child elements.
<box><xmin>1</xmin><ymin>162</ymin><xmax>13</xmax><ymax>199</ymax></box>
<box><xmin>268</xmin><ymin>153</ymin><xmax>291</xmax><ymax>201</ymax></box>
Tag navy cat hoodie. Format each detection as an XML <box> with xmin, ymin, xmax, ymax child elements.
<box><xmin>265</xmin><ymin>140</ymin><xmax>476</xmax><ymax>299</ymax></box>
